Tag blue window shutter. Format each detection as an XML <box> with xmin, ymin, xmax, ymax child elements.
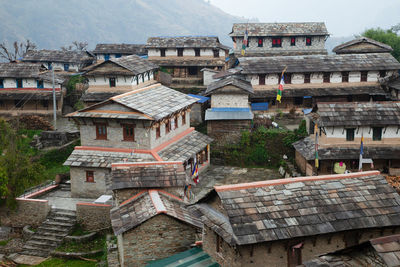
<box><xmin>115</xmin><ymin>54</ymin><xmax>121</xmax><ymax>58</ymax></box>
<box><xmin>64</xmin><ymin>64</ymin><xmax>69</xmax><ymax>71</ymax></box>
<box><xmin>48</xmin><ymin>62</ymin><xmax>52</xmax><ymax>70</ymax></box>
<box><xmin>104</xmin><ymin>54</ymin><xmax>110</xmax><ymax>61</ymax></box>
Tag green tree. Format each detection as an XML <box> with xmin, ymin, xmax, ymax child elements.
<box><xmin>362</xmin><ymin>25</ymin><xmax>400</xmax><ymax>62</ymax></box>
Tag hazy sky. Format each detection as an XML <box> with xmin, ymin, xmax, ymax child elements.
<box><xmin>210</xmin><ymin>0</ymin><xmax>400</xmax><ymax>37</ymax></box>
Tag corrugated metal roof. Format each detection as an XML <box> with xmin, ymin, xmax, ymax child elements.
<box><xmin>205</xmin><ymin>108</ymin><xmax>253</xmax><ymax>120</ymax></box>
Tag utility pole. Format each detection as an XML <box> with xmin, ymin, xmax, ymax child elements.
<box><xmin>52</xmin><ymin>68</ymin><xmax>57</xmax><ymax>130</ymax></box>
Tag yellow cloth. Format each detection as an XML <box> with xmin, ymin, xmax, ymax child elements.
<box><xmin>334</xmin><ymin>162</ymin><xmax>346</xmax><ymax>174</ymax></box>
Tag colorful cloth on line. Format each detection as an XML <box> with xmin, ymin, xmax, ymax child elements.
<box><xmin>241</xmin><ymin>28</ymin><xmax>248</xmax><ymax>56</ymax></box>
<box><xmin>276</xmin><ymin>74</ymin><xmax>285</xmax><ymax>103</ymax></box>
<box><xmin>192</xmin><ymin>157</ymin><xmax>199</xmax><ymax>184</ymax></box>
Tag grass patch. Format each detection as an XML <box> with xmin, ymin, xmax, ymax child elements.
<box><xmin>56</xmin><ymin>233</ymin><xmax>106</xmax><ymax>253</ymax></box>
<box><xmin>70</xmin><ymin>223</ymin><xmax>90</xmax><ymax>236</ymax></box>
<box><xmin>0</xmin><ymin>239</ymin><xmax>10</xmax><ymax>246</ymax></box>
<box><xmin>28</xmin><ymin>226</ymin><xmax>37</xmax><ymax>232</ymax></box>
<box><xmin>18</xmin><ymin>255</ymin><xmax>102</xmax><ymax>267</ymax></box>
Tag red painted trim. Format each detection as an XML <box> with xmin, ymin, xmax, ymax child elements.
<box><xmin>370</xmin><ymin>234</ymin><xmax>400</xmax><ymax>245</ymax></box>
<box><xmin>22</xmin><ymin>184</ymin><xmax>59</xmax><ymax>199</ymax></box>
<box><xmin>215</xmin><ymin>171</ymin><xmax>381</xmax><ymax>192</ymax></box>
<box><xmin>120</xmin><ymin>190</ymin><xmax>147</xmax><ymax>206</ymax></box>
<box><xmin>76</xmin><ymin>202</ymin><xmax>111</xmax><ymax>207</ymax></box>
<box><xmin>148</xmin><ymin>190</ymin><xmax>163</xmax><ymax>214</ymax></box>
<box><xmin>111</xmin><ymin>83</ymin><xmax>161</xmax><ymax>100</ymax></box>
<box><xmin>0</xmin><ymin>88</ymin><xmax>61</xmax><ymax>91</ymax></box>
<box><xmin>195</xmin><ymin>241</ymin><xmax>203</xmax><ymax>246</ymax></box>
<box><xmin>75</xmin><ymin>146</ymin><xmax>134</xmax><ymax>153</ymax></box>
<box><xmin>16</xmin><ymin>198</ymin><xmax>48</xmax><ymax>203</ymax></box>
<box><xmin>151</xmin><ymin>151</ymin><xmax>163</xmax><ymax>161</ymax></box>
<box><xmin>112</xmin><ymin>161</ymin><xmax>183</xmax><ymax>168</ymax></box>
<box><xmin>153</xmin><ymin>127</ymin><xmax>195</xmax><ymax>152</ymax></box>
<box><xmin>158</xmin><ymin>190</ymin><xmax>183</xmax><ymax>201</ymax></box>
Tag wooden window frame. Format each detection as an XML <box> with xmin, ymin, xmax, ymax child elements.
<box><xmin>0</xmin><ymin>79</ymin><xmax>3</xmax><ymax>88</ymax></box>
<box><xmin>160</xmin><ymin>49</ymin><xmax>166</xmax><ymax>57</ymax></box>
<box><xmin>216</xmin><ymin>235</ymin><xmax>223</xmax><ymax>253</ymax></box>
<box><xmin>272</xmin><ymin>37</ymin><xmax>282</xmax><ymax>48</ymax></box>
<box><xmin>16</xmin><ymin>78</ymin><xmax>23</xmax><ymax>88</ymax></box>
<box><xmin>165</xmin><ymin>120</ymin><xmax>171</xmax><ymax>134</ymax></box>
<box><xmin>156</xmin><ymin>125</ymin><xmax>161</xmax><ymax>139</ymax></box>
<box><xmin>284</xmin><ymin>73</ymin><xmax>292</xmax><ymax>84</ymax></box>
<box><xmin>372</xmin><ymin>127</ymin><xmax>382</xmax><ymax>141</ymax></box>
<box><xmin>287</xmin><ymin>243</ymin><xmax>302</xmax><ymax>267</ymax></box>
<box><xmin>195</xmin><ymin>48</ymin><xmax>200</xmax><ymax>57</ymax></box>
<box><xmin>257</xmin><ymin>37</ymin><xmax>263</xmax><ymax>47</ymax></box>
<box><xmin>346</xmin><ymin>128</ymin><xmax>355</xmax><ymax>141</ymax></box>
<box><xmin>259</xmin><ymin>74</ymin><xmax>266</xmax><ymax>85</ymax></box>
<box><xmin>290</xmin><ymin>37</ymin><xmax>296</xmax><ymax>46</ymax></box>
<box><xmin>64</xmin><ymin>63</ymin><xmax>69</xmax><ymax>71</ymax></box>
<box><xmin>323</xmin><ymin>72</ymin><xmax>330</xmax><ymax>83</ymax></box>
<box><xmin>306</xmin><ymin>36</ymin><xmax>312</xmax><ymax>46</ymax></box>
<box><xmin>304</xmin><ymin>73</ymin><xmax>311</xmax><ymax>83</ymax></box>
<box><xmin>174</xmin><ymin>117</ymin><xmax>178</xmax><ymax>129</ymax></box>
<box><xmin>95</xmin><ymin>123</ymin><xmax>107</xmax><ymax>140</ymax></box>
<box><xmin>213</xmin><ymin>49</ymin><xmax>220</xmax><ymax>58</ymax></box>
<box><xmin>342</xmin><ymin>71</ymin><xmax>349</xmax><ymax>83</ymax></box>
<box><xmin>177</xmin><ymin>48</ymin><xmax>184</xmax><ymax>57</ymax></box>
<box><xmin>109</xmin><ymin>77</ymin><xmax>116</xmax><ymax>87</ymax></box>
<box><xmin>361</xmin><ymin>71</ymin><xmax>368</xmax><ymax>82</ymax></box>
<box><xmin>122</xmin><ymin>124</ymin><xmax>135</xmax><ymax>142</ymax></box>
<box><xmin>86</xmin><ymin>171</ymin><xmax>94</xmax><ymax>183</ymax></box>
<box><xmin>182</xmin><ymin>112</ymin><xmax>186</xmax><ymax>125</ymax></box>
<box><xmin>37</xmin><ymin>80</ymin><xmax>44</xmax><ymax>89</ymax></box>
<box><xmin>379</xmin><ymin>70</ymin><xmax>386</xmax><ymax>78</ymax></box>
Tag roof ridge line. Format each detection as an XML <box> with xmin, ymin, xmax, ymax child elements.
<box><xmin>154</xmin><ymin>127</ymin><xmax>195</xmax><ymax>153</ymax></box>
<box><xmin>111</xmin><ymin>83</ymin><xmax>161</xmax><ymax>100</ymax></box>
<box><xmin>215</xmin><ymin>170</ymin><xmax>381</xmax><ymax>192</ymax></box>
<box><xmin>149</xmin><ymin>190</ymin><xmax>167</xmax><ymax>214</ymax></box>
<box><xmin>119</xmin><ymin>190</ymin><xmax>147</xmax><ymax>207</ymax></box>
<box><xmin>111</xmin><ymin>161</ymin><xmax>183</xmax><ymax>168</ymax></box>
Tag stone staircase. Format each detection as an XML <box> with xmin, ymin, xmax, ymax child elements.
<box><xmin>59</xmin><ymin>180</ymin><xmax>71</xmax><ymax>191</ymax></box>
<box><xmin>20</xmin><ymin>209</ymin><xmax>76</xmax><ymax>257</ymax></box>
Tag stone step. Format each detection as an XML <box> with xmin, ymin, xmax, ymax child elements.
<box><xmin>25</xmin><ymin>240</ymin><xmax>59</xmax><ymax>250</ymax></box>
<box><xmin>47</xmin><ymin>216</ymin><xmax>76</xmax><ymax>224</ymax></box>
<box><xmin>35</xmin><ymin>230</ymin><xmax>67</xmax><ymax>238</ymax></box>
<box><xmin>31</xmin><ymin>235</ymin><xmax>61</xmax><ymax>245</ymax></box>
<box><xmin>41</xmin><ymin>220</ymin><xmax>75</xmax><ymax>228</ymax></box>
<box><xmin>20</xmin><ymin>248</ymin><xmax>50</xmax><ymax>258</ymax></box>
<box><xmin>38</xmin><ymin>225</ymin><xmax>70</xmax><ymax>234</ymax></box>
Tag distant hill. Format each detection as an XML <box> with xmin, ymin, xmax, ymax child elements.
<box><xmin>0</xmin><ymin>0</ymin><xmax>246</xmax><ymax>50</ymax></box>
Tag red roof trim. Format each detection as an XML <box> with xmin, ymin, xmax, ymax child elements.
<box><xmin>370</xmin><ymin>234</ymin><xmax>400</xmax><ymax>245</ymax></box>
<box><xmin>215</xmin><ymin>171</ymin><xmax>381</xmax><ymax>192</ymax></box>
<box><xmin>112</xmin><ymin>161</ymin><xmax>183</xmax><ymax>168</ymax></box>
<box><xmin>120</xmin><ymin>190</ymin><xmax>147</xmax><ymax>206</ymax></box>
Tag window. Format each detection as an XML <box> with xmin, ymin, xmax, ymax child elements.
<box><xmin>294</xmin><ymin>97</ymin><xmax>303</xmax><ymax>105</ymax></box>
<box><xmin>372</xmin><ymin>127</ymin><xmax>382</xmax><ymax>141</ymax></box>
<box><xmin>104</xmin><ymin>54</ymin><xmax>110</xmax><ymax>61</ymax></box>
<box><xmin>86</xmin><ymin>171</ymin><xmax>94</xmax><ymax>183</ymax></box>
<box><xmin>346</xmin><ymin>128</ymin><xmax>355</xmax><ymax>141</ymax></box>
<box><xmin>213</xmin><ymin>49</ymin><xmax>219</xmax><ymax>58</ymax></box>
<box><xmin>272</xmin><ymin>37</ymin><xmax>282</xmax><ymax>47</ymax></box>
<box><xmin>288</xmin><ymin>243</ymin><xmax>302</xmax><ymax>267</ymax></box>
<box><xmin>290</xmin><ymin>37</ymin><xmax>296</xmax><ymax>46</ymax></box>
<box><xmin>361</xmin><ymin>71</ymin><xmax>368</xmax><ymax>82</ymax></box>
<box><xmin>64</xmin><ymin>64</ymin><xmax>69</xmax><ymax>71</ymax></box>
<box><xmin>160</xmin><ymin>49</ymin><xmax>166</xmax><ymax>57</ymax></box>
<box><xmin>42</xmin><ymin>100</ymin><xmax>49</xmax><ymax>108</ymax></box>
<box><xmin>379</xmin><ymin>70</ymin><xmax>386</xmax><ymax>78</ymax></box>
<box><xmin>14</xmin><ymin>99</ymin><xmax>23</xmax><ymax>108</ymax></box>
<box><xmin>188</xmin><ymin>66</ymin><xmax>198</xmax><ymax>76</ymax></box>
<box><xmin>165</xmin><ymin>120</ymin><xmax>171</xmax><ymax>134</ymax></box>
<box><xmin>156</xmin><ymin>125</ymin><xmax>161</xmax><ymax>139</ymax></box>
<box><xmin>258</xmin><ymin>37</ymin><xmax>263</xmax><ymax>47</ymax></box>
<box><xmin>115</xmin><ymin>53</ymin><xmax>122</xmax><ymax>58</ymax></box>
<box><xmin>216</xmin><ymin>235</ymin><xmax>223</xmax><ymax>253</ymax></box>
<box><xmin>259</xmin><ymin>74</ymin><xmax>266</xmax><ymax>85</ymax></box>
<box><xmin>342</xmin><ymin>71</ymin><xmax>349</xmax><ymax>82</ymax></box>
<box><xmin>306</xmin><ymin>36</ymin><xmax>312</xmax><ymax>46</ymax></box>
<box><xmin>195</xmin><ymin>49</ymin><xmax>200</xmax><ymax>57</ymax></box>
<box><xmin>182</xmin><ymin>112</ymin><xmax>186</xmax><ymax>125</ymax></box>
<box><xmin>37</xmin><ymin>80</ymin><xmax>44</xmax><ymax>88</ymax></box>
<box><xmin>304</xmin><ymin>73</ymin><xmax>311</xmax><ymax>83</ymax></box>
<box><xmin>48</xmin><ymin>62</ymin><xmax>52</xmax><ymax>70</ymax></box>
<box><xmin>284</xmin><ymin>73</ymin><xmax>291</xmax><ymax>84</ymax></box>
<box><xmin>95</xmin><ymin>123</ymin><xmax>107</xmax><ymax>140</ymax></box>
<box><xmin>0</xmin><ymin>79</ymin><xmax>3</xmax><ymax>88</ymax></box>
<box><xmin>177</xmin><ymin>48</ymin><xmax>183</xmax><ymax>57</ymax></box>
<box><xmin>174</xmin><ymin>117</ymin><xmax>178</xmax><ymax>129</ymax></box>
<box><xmin>109</xmin><ymin>77</ymin><xmax>116</xmax><ymax>87</ymax></box>
<box><xmin>122</xmin><ymin>124</ymin><xmax>135</xmax><ymax>141</ymax></box>
<box><xmin>323</xmin><ymin>72</ymin><xmax>330</xmax><ymax>83</ymax></box>
<box><xmin>16</xmin><ymin>78</ymin><xmax>23</xmax><ymax>88</ymax></box>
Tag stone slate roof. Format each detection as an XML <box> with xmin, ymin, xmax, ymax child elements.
<box><xmin>229</xmin><ymin>22</ymin><xmax>329</xmax><ymax>37</ymax></box>
<box><xmin>111</xmin><ymin>190</ymin><xmax>202</xmax><ymax>235</ymax></box>
<box><xmin>148</xmin><ymin>58</ymin><xmax>225</xmax><ymax>67</ymax></box>
<box><xmin>238</xmin><ymin>53</ymin><xmax>400</xmax><ymax>74</ymax></box>
<box><xmin>370</xmin><ymin>234</ymin><xmax>400</xmax><ymax>267</ymax></box>
<box><xmin>158</xmin><ymin>130</ymin><xmax>213</xmax><ymax>162</ymax></box>
<box><xmin>205</xmin><ymin>76</ymin><xmax>254</xmax><ymax>96</ymax></box>
<box><xmin>333</xmin><ymin>37</ymin><xmax>393</xmax><ymax>54</ymax></box>
<box><xmin>0</xmin><ymin>91</ymin><xmax>62</xmax><ymax>100</ymax></box>
<box><xmin>388</xmin><ymin>77</ymin><xmax>400</xmax><ymax>91</ymax></box>
<box><xmin>252</xmin><ymin>84</ymin><xmax>388</xmax><ymax>98</ymax></box>
<box><xmin>193</xmin><ymin>171</ymin><xmax>400</xmax><ymax>246</ymax></box>
<box><xmin>22</xmin><ymin>50</ymin><xmax>93</xmax><ymax>64</ymax></box>
<box><xmin>85</xmin><ymin>55</ymin><xmax>158</xmax><ymax>76</ymax></box>
<box><xmin>92</xmin><ymin>44</ymin><xmax>147</xmax><ymax>55</ymax></box>
<box><xmin>0</xmin><ymin>63</ymin><xmax>65</xmax><ymax>83</ymax></box>
<box><xmin>80</xmin><ymin>92</ymin><xmax>121</xmax><ymax>102</ymax></box>
<box><xmin>63</xmin><ymin>147</ymin><xmax>155</xmax><ymax>168</ymax></box>
<box><xmin>146</xmin><ymin>36</ymin><xmax>229</xmax><ymax>50</ymax></box>
<box><xmin>316</xmin><ymin>102</ymin><xmax>400</xmax><ymax>127</ymax></box>
<box><xmin>68</xmin><ymin>83</ymin><xmax>198</xmax><ymax>121</ymax></box>
<box><xmin>110</xmin><ymin>162</ymin><xmax>188</xmax><ymax>190</ymax></box>
<box><xmin>293</xmin><ymin>136</ymin><xmax>400</xmax><ymax>160</ymax></box>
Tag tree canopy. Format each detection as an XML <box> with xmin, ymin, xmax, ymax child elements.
<box><xmin>362</xmin><ymin>24</ymin><xmax>400</xmax><ymax>62</ymax></box>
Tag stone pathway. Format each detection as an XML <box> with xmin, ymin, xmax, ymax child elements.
<box><xmin>19</xmin><ymin>208</ymin><xmax>76</xmax><ymax>258</ymax></box>
<box><xmin>37</xmin><ymin>189</ymin><xmax>95</xmax><ymax>211</ymax></box>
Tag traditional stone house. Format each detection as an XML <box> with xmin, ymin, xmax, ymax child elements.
<box><xmin>22</xmin><ymin>49</ymin><xmax>94</xmax><ymax>72</ymax></box>
<box><xmin>64</xmin><ymin>83</ymin><xmax>212</xmax><ymax>198</ymax></box>
<box><xmin>231</xmin><ymin>53</ymin><xmax>400</xmax><ymax>113</ymax></box>
<box><xmin>111</xmin><ymin>189</ymin><xmax>202</xmax><ymax>266</ymax></box>
<box><xmin>229</xmin><ymin>22</ymin><xmax>329</xmax><ymax>57</ymax></box>
<box><xmin>205</xmin><ymin>76</ymin><xmax>254</xmax><ymax>144</ymax></box>
<box><xmin>92</xmin><ymin>43</ymin><xmax>147</xmax><ymax>61</ymax></box>
<box><xmin>80</xmin><ymin>55</ymin><xmax>159</xmax><ymax>106</ymax></box>
<box><xmin>0</xmin><ymin>62</ymin><xmax>65</xmax><ymax>117</ymax></box>
<box><xmin>293</xmin><ymin>102</ymin><xmax>400</xmax><ymax>176</ymax></box>
<box><xmin>333</xmin><ymin>37</ymin><xmax>393</xmax><ymax>55</ymax></box>
<box><xmin>146</xmin><ymin>36</ymin><xmax>229</xmax><ymax>87</ymax></box>
<box><xmin>192</xmin><ymin>171</ymin><xmax>400</xmax><ymax>267</ymax></box>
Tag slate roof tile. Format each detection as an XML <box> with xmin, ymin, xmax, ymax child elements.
<box><xmin>146</xmin><ymin>36</ymin><xmax>229</xmax><ymax>50</ymax></box>
<box><xmin>93</xmin><ymin>44</ymin><xmax>147</xmax><ymax>55</ymax></box>
<box><xmin>22</xmin><ymin>49</ymin><xmax>93</xmax><ymax>64</ymax></box>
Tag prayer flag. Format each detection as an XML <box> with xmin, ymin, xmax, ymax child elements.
<box><xmin>192</xmin><ymin>156</ymin><xmax>199</xmax><ymax>184</ymax></box>
<box><xmin>276</xmin><ymin>67</ymin><xmax>287</xmax><ymax>103</ymax></box>
<box><xmin>358</xmin><ymin>134</ymin><xmax>374</xmax><ymax>171</ymax></box>
<box><xmin>241</xmin><ymin>28</ymin><xmax>248</xmax><ymax>56</ymax></box>
<box><xmin>315</xmin><ymin>124</ymin><xmax>319</xmax><ymax>168</ymax></box>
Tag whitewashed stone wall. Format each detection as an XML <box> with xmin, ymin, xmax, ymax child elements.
<box><xmin>211</xmin><ymin>94</ymin><xmax>249</xmax><ymax>108</ymax></box>
<box><xmin>1</xmin><ymin>78</ymin><xmax>61</xmax><ymax>89</ymax></box>
<box><xmin>87</xmin><ymin>72</ymin><xmax>153</xmax><ymax>87</ymax></box>
<box><xmin>148</xmin><ymin>48</ymin><xmax>225</xmax><ymax>58</ymax></box>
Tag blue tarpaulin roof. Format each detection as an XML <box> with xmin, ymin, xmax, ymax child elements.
<box><xmin>251</xmin><ymin>102</ymin><xmax>269</xmax><ymax>111</ymax></box>
<box><xmin>303</xmin><ymin>108</ymin><xmax>313</xmax><ymax>114</ymax></box>
<box><xmin>146</xmin><ymin>247</ymin><xmax>219</xmax><ymax>267</ymax></box>
<box><xmin>187</xmin><ymin>94</ymin><xmax>210</xmax><ymax>104</ymax></box>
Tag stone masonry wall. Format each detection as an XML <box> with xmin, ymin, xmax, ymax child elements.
<box><xmin>76</xmin><ymin>203</ymin><xmax>111</xmax><ymax>231</ymax></box>
<box><xmin>9</xmin><ymin>199</ymin><xmax>51</xmax><ymax>227</ymax></box>
<box><xmin>207</xmin><ymin>120</ymin><xmax>251</xmax><ymax>146</ymax></box>
<box><xmin>121</xmin><ymin>215</ymin><xmax>199</xmax><ymax>266</ymax></box>
<box><xmin>70</xmin><ymin>167</ymin><xmax>109</xmax><ymax>198</ymax></box>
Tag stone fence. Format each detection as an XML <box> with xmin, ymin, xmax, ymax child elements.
<box><xmin>76</xmin><ymin>203</ymin><xmax>111</xmax><ymax>231</ymax></box>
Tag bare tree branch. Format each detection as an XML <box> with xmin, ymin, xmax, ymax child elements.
<box><xmin>0</xmin><ymin>40</ymin><xmax>37</xmax><ymax>62</ymax></box>
<box><xmin>61</xmin><ymin>41</ymin><xmax>88</xmax><ymax>52</ymax></box>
